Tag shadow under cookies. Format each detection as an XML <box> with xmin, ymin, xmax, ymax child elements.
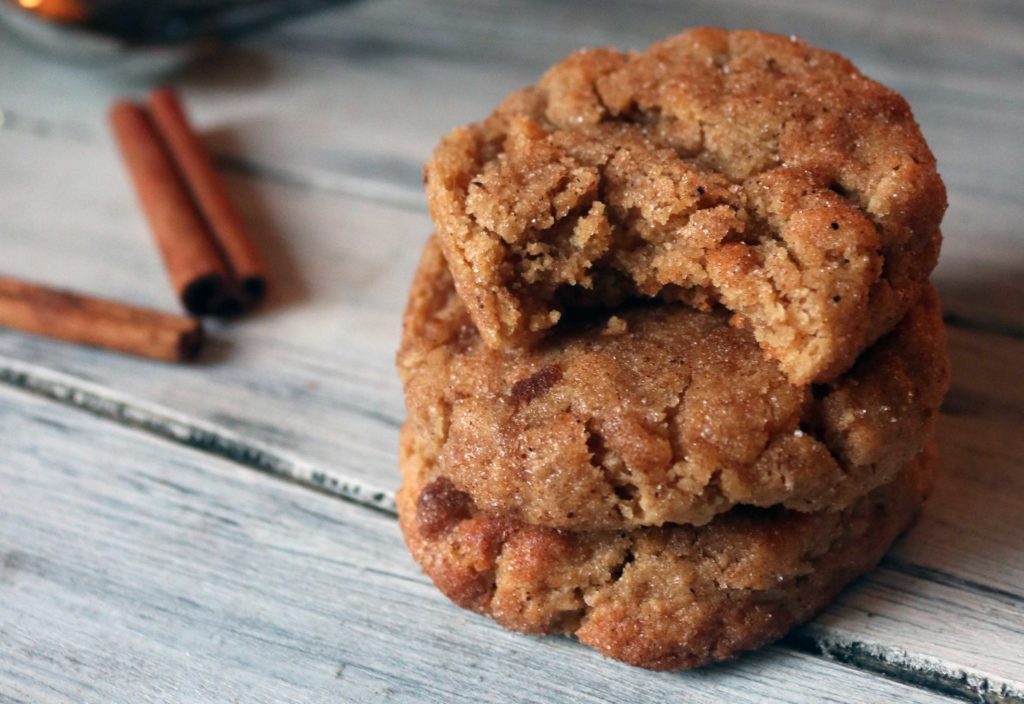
<box><xmin>902</xmin><ymin>255</ymin><xmax>1024</xmax><ymax>594</ymax></box>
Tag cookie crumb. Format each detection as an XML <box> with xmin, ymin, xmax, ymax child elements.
<box><xmin>602</xmin><ymin>316</ymin><xmax>628</xmax><ymax>336</ymax></box>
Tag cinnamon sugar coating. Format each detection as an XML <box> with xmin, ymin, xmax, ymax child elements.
<box><xmin>398</xmin><ymin>426</ymin><xmax>935</xmax><ymax>671</ymax></box>
<box><xmin>425</xmin><ymin>28</ymin><xmax>946</xmax><ymax>384</ymax></box>
<box><xmin>398</xmin><ymin>237</ymin><xmax>949</xmax><ymax>531</ymax></box>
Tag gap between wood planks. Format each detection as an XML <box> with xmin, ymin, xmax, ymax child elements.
<box><xmin>0</xmin><ymin>357</ymin><xmax>1021</xmax><ymax>704</ymax></box>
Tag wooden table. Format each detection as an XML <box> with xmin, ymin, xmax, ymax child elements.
<box><xmin>1</xmin><ymin>1</ymin><xmax>1022</xmax><ymax>701</ymax></box>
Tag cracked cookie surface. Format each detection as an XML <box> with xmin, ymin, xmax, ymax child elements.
<box><xmin>397</xmin><ymin>426</ymin><xmax>935</xmax><ymax>671</ymax></box>
<box><xmin>425</xmin><ymin>28</ymin><xmax>946</xmax><ymax>384</ymax></box>
<box><xmin>397</xmin><ymin>237</ymin><xmax>949</xmax><ymax>531</ymax></box>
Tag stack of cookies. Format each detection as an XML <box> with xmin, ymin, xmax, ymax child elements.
<box><xmin>396</xmin><ymin>28</ymin><xmax>950</xmax><ymax>670</ymax></box>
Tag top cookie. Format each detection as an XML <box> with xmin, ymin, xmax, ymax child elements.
<box><xmin>425</xmin><ymin>28</ymin><xmax>946</xmax><ymax>384</ymax></box>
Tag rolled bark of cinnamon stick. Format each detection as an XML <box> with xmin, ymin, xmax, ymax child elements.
<box><xmin>109</xmin><ymin>101</ymin><xmax>233</xmax><ymax>316</ymax></box>
<box><xmin>0</xmin><ymin>276</ymin><xmax>204</xmax><ymax>362</ymax></box>
<box><xmin>148</xmin><ymin>87</ymin><xmax>268</xmax><ymax>305</ymax></box>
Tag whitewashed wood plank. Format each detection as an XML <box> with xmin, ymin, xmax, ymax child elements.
<box><xmin>795</xmin><ymin>564</ymin><xmax>1024</xmax><ymax>703</ymax></box>
<box><xmin>3</xmin><ymin>340</ymin><xmax>1023</xmax><ymax>703</ymax></box>
<box><xmin>3</xmin><ymin>323</ymin><xmax>1024</xmax><ymax>701</ymax></box>
<box><xmin>0</xmin><ymin>132</ymin><xmax>421</xmax><ymax>505</ymax></box>
<box><xmin>0</xmin><ymin>386</ymin><xmax>960</xmax><ymax>704</ymax></box>
<box><xmin>780</xmin><ymin>323</ymin><xmax>1024</xmax><ymax>700</ymax></box>
<box><xmin>895</xmin><ymin>325</ymin><xmax>1024</xmax><ymax>595</ymax></box>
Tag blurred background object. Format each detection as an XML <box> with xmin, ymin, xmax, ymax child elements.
<box><xmin>0</xmin><ymin>0</ymin><xmax>352</xmax><ymax>67</ymax></box>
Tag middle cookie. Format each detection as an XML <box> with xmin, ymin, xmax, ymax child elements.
<box><xmin>399</xmin><ymin>237</ymin><xmax>949</xmax><ymax>530</ymax></box>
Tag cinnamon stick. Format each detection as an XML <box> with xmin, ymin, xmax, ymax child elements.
<box><xmin>109</xmin><ymin>101</ymin><xmax>234</xmax><ymax>316</ymax></box>
<box><xmin>0</xmin><ymin>276</ymin><xmax>203</xmax><ymax>362</ymax></box>
<box><xmin>147</xmin><ymin>87</ymin><xmax>268</xmax><ymax>305</ymax></box>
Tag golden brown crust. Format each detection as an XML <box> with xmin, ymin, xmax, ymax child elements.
<box><xmin>398</xmin><ymin>427</ymin><xmax>936</xmax><ymax>670</ymax></box>
<box><xmin>398</xmin><ymin>237</ymin><xmax>949</xmax><ymax>531</ymax></box>
<box><xmin>425</xmin><ymin>28</ymin><xmax>946</xmax><ymax>384</ymax></box>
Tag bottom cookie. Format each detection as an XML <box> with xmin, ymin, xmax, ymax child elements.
<box><xmin>397</xmin><ymin>425</ymin><xmax>935</xmax><ymax>670</ymax></box>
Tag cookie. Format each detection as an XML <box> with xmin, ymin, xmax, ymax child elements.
<box><xmin>398</xmin><ymin>426</ymin><xmax>935</xmax><ymax>670</ymax></box>
<box><xmin>398</xmin><ymin>237</ymin><xmax>949</xmax><ymax>531</ymax></box>
<box><xmin>425</xmin><ymin>28</ymin><xmax>946</xmax><ymax>384</ymax></box>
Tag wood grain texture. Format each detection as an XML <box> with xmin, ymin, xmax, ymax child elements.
<box><xmin>3</xmin><ymin>335</ymin><xmax>1022</xmax><ymax>702</ymax></box>
<box><xmin>1</xmin><ymin>0</ymin><xmax>1022</xmax><ymax>700</ymax></box>
<box><xmin>0</xmin><ymin>387</ymin><xmax>959</xmax><ymax>704</ymax></box>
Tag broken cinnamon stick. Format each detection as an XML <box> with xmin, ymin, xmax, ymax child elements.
<box><xmin>0</xmin><ymin>276</ymin><xmax>204</xmax><ymax>362</ymax></box>
<box><xmin>148</xmin><ymin>87</ymin><xmax>268</xmax><ymax>305</ymax></box>
<box><xmin>109</xmin><ymin>101</ymin><xmax>234</xmax><ymax>316</ymax></box>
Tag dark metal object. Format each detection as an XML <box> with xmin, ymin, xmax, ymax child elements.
<box><xmin>0</xmin><ymin>0</ymin><xmax>352</xmax><ymax>69</ymax></box>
